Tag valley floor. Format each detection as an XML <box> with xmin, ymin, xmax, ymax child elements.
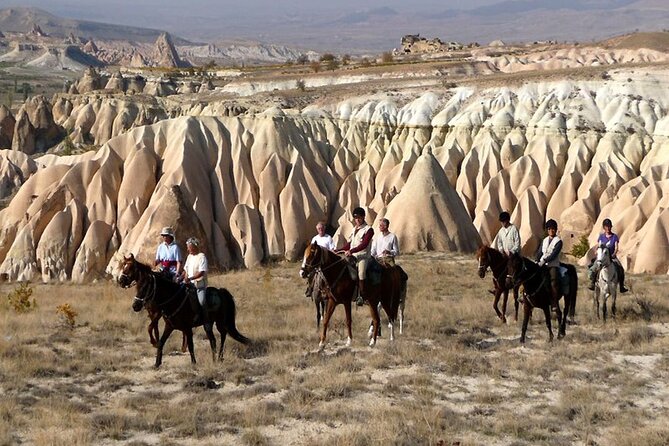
<box><xmin>1</xmin><ymin>252</ymin><xmax>668</xmax><ymax>445</ymax></box>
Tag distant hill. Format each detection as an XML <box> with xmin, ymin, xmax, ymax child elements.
<box><xmin>601</xmin><ymin>31</ymin><xmax>669</xmax><ymax>52</ymax></box>
<box><xmin>0</xmin><ymin>7</ymin><xmax>192</xmax><ymax>44</ymax></box>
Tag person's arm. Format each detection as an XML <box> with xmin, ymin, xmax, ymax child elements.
<box><xmin>350</xmin><ymin>229</ymin><xmax>374</xmax><ymax>254</ymax></box>
<box><xmin>511</xmin><ymin>227</ymin><xmax>521</xmax><ymax>254</ymax></box>
<box><xmin>327</xmin><ymin>237</ymin><xmax>335</xmax><ymax>251</ymax></box>
<box><xmin>391</xmin><ymin>234</ymin><xmax>399</xmax><ymax>257</ymax></box>
<box><xmin>370</xmin><ymin>238</ymin><xmax>378</xmax><ymax>258</ymax></box>
<box><xmin>613</xmin><ymin>239</ymin><xmax>619</xmax><ymax>258</ymax></box>
<box><xmin>155</xmin><ymin>245</ymin><xmax>161</xmax><ymax>266</ymax></box>
<box><xmin>175</xmin><ymin>246</ymin><xmax>183</xmax><ymax>274</ymax></box>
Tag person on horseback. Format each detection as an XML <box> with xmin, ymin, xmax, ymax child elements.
<box><xmin>493</xmin><ymin>211</ymin><xmax>520</xmax><ymax>257</ymax></box>
<box><xmin>154</xmin><ymin>226</ymin><xmax>182</xmax><ymax>281</ymax></box>
<box><xmin>536</xmin><ymin>219</ymin><xmax>562</xmax><ymax>313</ymax></box>
<box><xmin>182</xmin><ymin>237</ymin><xmax>209</xmax><ymax>324</ymax></box>
<box><xmin>305</xmin><ymin>221</ymin><xmax>335</xmax><ymax>299</ymax></box>
<box><xmin>339</xmin><ymin>207</ymin><xmax>374</xmax><ymax>306</ymax></box>
<box><xmin>371</xmin><ymin>218</ymin><xmax>399</xmax><ymax>267</ymax></box>
<box><xmin>587</xmin><ymin>218</ymin><xmax>628</xmax><ymax>293</ymax></box>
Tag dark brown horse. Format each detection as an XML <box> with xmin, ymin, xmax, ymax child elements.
<box><xmin>145</xmin><ymin>297</ymin><xmax>188</xmax><ymax>352</ymax></box>
<box><xmin>300</xmin><ymin>243</ymin><xmax>405</xmax><ymax>349</ymax></box>
<box><xmin>118</xmin><ymin>254</ymin><xmax>249</xmax><ymax>368</ymax></box>
<box><xmin>505</xmin><ymin>253</ymin><xmax>578</xmax><ymax>343</ymax></box>
<box><xmin>476</xmin><ymin>245</ymin><xmax>520</xmax><ymax>323</ymax></box>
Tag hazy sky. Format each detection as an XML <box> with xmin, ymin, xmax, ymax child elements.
<box><xmin>2</xmin><ymin>0</ymin><xmax>665</xmax><ymax>52</ymax></box>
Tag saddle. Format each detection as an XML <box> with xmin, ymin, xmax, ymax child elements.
<box><xmin>186</xmin><ymin>285</ymin><xmax>222</xmax><ymax>313</ymax></box>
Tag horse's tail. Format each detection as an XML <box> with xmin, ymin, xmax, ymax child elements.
<box><xmin>218</xmin><ymin>288</ymin><xmax>251</xmax><ymax>345</ymax></box>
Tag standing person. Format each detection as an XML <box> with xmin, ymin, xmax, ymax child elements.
<box><xmin>305</xmin><ymin>221</ymin><xmax>335</xmax><ymax>299</ymax></box>
<box><xmin>339</xmin><ymin>207</ymin><xmax>374</xmax><ymax>306</ymax></box>
<box><xmin>588</xmin><ymin>218</ymin><xmax>628</xmax><ymax>293</ymax></box>
<box><xmin>536</xmin><ymin>219</ymin><xmax>563</xmax><ymax>312</ymax></box>
<box><xmin>371</xmin><ymin>218</ymin><xmax>399</xmax><ymax>266</ymax></box>
<box><xmin>155</xmin><ymin>227</ymin><xmax>182</xmax><ymax>281</ymax></box>
<box><xmin>182</xmin><ymin>237</ymin><xmax>209</xmax><ymax>324</ymax></box>
<box><xmin>493</xmin><ymin>211</ymin><xmax>521</xmax><ymax>256</ymax></box>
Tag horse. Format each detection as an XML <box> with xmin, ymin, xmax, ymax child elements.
<box><xmin>300</xmin><ymin>243</ymin><xmax>405</xmax><ymax>349</ymax></box>
<box><xmin>118</xmin><ymin>254</ymin><xmax>250</xmax><ymax>368</ymax></box>
<box><xmin>476</xmin><ymin>245</ymin><xmax>520</xmax><ymax>323</ymax></box>
<box><xmin>505</xmin><ymin>253</ymin><xmax>577</xmax><ymax>343</ymax></box>
<box><xmin>593</xmin><ymin>244</ymin><xmax>618</xmax><ymax>322</ymax></box>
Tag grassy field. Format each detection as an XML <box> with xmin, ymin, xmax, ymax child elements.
<box><xmin>1</xmin><ymin>252</ymin><xmax>668</xmax><ymax>445</ymax></box>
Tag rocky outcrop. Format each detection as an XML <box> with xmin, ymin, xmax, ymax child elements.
<box><xmin>152</xmin><ymin>32</ymin><xmax>188</xmax><ymax>68</ymax></box>
<box><xmin>0</xmin><ymin>105</ymin><xmax>15</xmax><ymax>148</ymax></box>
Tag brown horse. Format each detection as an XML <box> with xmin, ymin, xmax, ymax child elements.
<box><xmin>118</xmin><ymin>254</ymin><xmax>249</xmax><ymax>368</ymax></box>
<box><xmin>145</xmin><ymin>297</ymin><xmax>188</xmax><ymax>352</ymax></box>
<box><xmin>505</xmin><ymin>253</ymin><xmax>578</xmax><ymax>343</ymax></box>
<box><xmin>476</xmin><ymin>245</ymin><xmax>520</xmax><ymax>323</ymax></box>
<box><xmin>300</xmin><ymin>243</ymin><xmax>405</xmax><ymax>350</ymax></box>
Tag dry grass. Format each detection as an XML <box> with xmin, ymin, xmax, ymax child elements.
<box><xmin>0</xmin><ymin>252</ymin><xmax>668</xmax><ymax>445</ymax></box>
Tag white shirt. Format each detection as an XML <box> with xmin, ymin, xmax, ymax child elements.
<box><xmin>494</xmin><ymin>224</ymin><xmax>520</xmax><ymax>255</ymax></box>
<box><xmin>371</xmin><ymin>232</ymin><xmax>399</xmax><ymax>258</ymax></box>
<box><xmin>311</xmin><ymin>234</ymin><xmax>335</xmax><ymax>251</ymax></box>
<box><xmin>539</xmin><ymin>236</ymin><xmax>562</xmax><ymax>268</ymax></box>
<box><xmin>184</xmin><ymin>252</ymin><xmax>208</xmax><ymax>289</ymax></box>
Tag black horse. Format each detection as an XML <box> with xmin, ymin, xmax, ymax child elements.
<box><xmin>505</xmin><ymin>253</ymin><xmax>577</xmax><ymax>343</ymax></box>
<box><xmin>118</xmin><ymin>254</ymin><xmax>249</xmax><ymax>368</ymax></box>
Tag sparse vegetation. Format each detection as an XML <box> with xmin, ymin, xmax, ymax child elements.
<box><xmin>310</xmin><ymin>61</ymin><xmax>321</xmax><ymax>73</ymax></box>
<box><xmin>0</xmin><ymin>254</ymin><xmax>667</xmax><ymax>444</ymax></box>
<box><xmin>6</xmin><ymin>282</ymin><xmax>36</xmax><ymax>313</ymax></box>
<box><xmin>571</xmin><ymin>234</ymin><xmax>591</xmax><ymax>258</ymax></box>
<box><xmin>295</xmin><ymin>79</ymin><xmax>306</xmax><ymax>92</ymax></box>
<box><xmin>381</xmin><ymin>51</ymin><xmax>394</xmax><ymax>63</ymax></box>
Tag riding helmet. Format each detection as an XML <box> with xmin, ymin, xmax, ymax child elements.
<box><xmin>545</xmin><ymin>219</ymin><xmax>558</xmax><ymax>230</ymax></box>
<box><xmin>602</xmin><ymin>218</ymin><xmax>612</xmax><ymax>228</ymax></box>
<box><xmin>499</xmin><ymin>211</ymin><xmax>511</xmax><ymax>222</ymax></box>
<box><xmin>352</xmin><ymin>207</ymin><xmax>366</xmax><ymax>218</ymax></box>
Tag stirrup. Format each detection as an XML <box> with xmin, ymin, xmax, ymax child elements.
<box><xmin>356</xmin><ymin>296</ymin><xmax>364</xmax><ymax>306</ymax></box>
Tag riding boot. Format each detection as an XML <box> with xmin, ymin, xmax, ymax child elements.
<box><xmin>356</xmin><ymin>279</ymin><xmax>365</xmax><ymax>306</ymax></box>
<box><xmin>588</xmin><ymin>274</ymin><xmax>596</xmax><ymax>291</ymax></box>
<box><xmin>617</xmin><ymin>263</ymin><xmax>628</xmax><ymax>293</ymax></box>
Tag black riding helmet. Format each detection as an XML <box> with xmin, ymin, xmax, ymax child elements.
<box><xmin>352</xmin><ymin>207</ymin><xmax>366</xmax><ymax>218</ymax></box>
<box><xmin>602</xmin><ymin>218</ymin><xmax>612</xmax><ymax>228</ymax></box>
<box><xmin>499</xmin><ymin>211</ymin><xmax>511</xmax><ymax>222</ymax></box>
<box><xmin>545</xmin><ymin>219</ymin><xmax>558</xmax><ymax>230</ymax></box>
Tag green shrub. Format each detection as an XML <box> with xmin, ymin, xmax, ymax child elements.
<box><xmin>571</xmin><ymin>235</ymin><xmax>590</xmax><ymax>258</ymax></box>
<box><xmin>7</xmin><ymin>283</ymin><xmax>36</xmax><ymax>313</ymax></box>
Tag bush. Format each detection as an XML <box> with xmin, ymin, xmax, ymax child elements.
<box><xmin>7</xmin><ymin>283</ymin><xmax>36</xmax><ymax>313</ymax></box>
<box><xmin>571</xmin><ymin>234</ymin><xmax>590</xmax><ymax>258</ymax></box>
<box><xmin>295</xmin><ymin>79</ymin><xmax>306</xmax><ymax>92</ymax></box>
<box><xmin>319</xmin><ymin>53</ymin><xmax>335</xmax><ymax>62</ymax></box>
<box><xmin>310</xmin><ymin>61</ymin><xmax>321</xmax><ymax>73</ymax></box>
<box><xmin>56</xmin><ymin>303</ymin><xmax>78</xmax><ymax>328</ymax></box>
<box><xmin>381</xmin><ymin>52</ymin><xmax>394</xmax><ymax>63</ymax></box>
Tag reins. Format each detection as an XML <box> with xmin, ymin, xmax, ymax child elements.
<box><xmin>507</xmin><ymin>258</ymin><xmax>548</xmax><ymax>307</ymax></box>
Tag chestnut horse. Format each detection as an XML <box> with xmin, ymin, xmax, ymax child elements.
<box><xmin>118</xmin><ymin>254</ymin><xmax>249</xmax><ymax>368</ymax></box>
<box><xmin>476</xmin><ymin>245</ymin><xmax>520</xmax><ymax>323</ymax></box>
<box><xmin>300</xmin><ymin>243</ymin><xmax>405</xmax><ymax>349</ymax></box>
<box><xmin>505</xmin><ymin>253</ymin><xmax>577</xmax><ymax>343</ymax></box>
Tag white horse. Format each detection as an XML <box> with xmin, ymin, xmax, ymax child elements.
<box><xmin>593</xmin><ymin>244</ymin><xmax>618</xmax><ymax>322</ymax></box>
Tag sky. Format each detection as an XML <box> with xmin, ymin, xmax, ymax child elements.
<box><xmin>1</xmin><ymin>0</ymin><xmax>666</xmax><ymax>52</ymax></box>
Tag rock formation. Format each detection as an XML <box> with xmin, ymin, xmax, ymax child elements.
<box><xmin>152</xmin><ymin>32</ymin><xmax>187</xmax><ymax>68</ymax></box>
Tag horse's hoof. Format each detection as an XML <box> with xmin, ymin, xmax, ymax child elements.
<box><xmin>318</xmin><ymin>342</ymin><xmax>325</xmax><ymax>351</ymax></box>
<box><xmin>367</xmin><ymin>325</ymin><xmax>374</xmax><ymax>337</ymax></box>
<box><xmin>558</xmin><ymin>333</ymin><xmax>565</xmax><ymax>340</ymax></box>
<box><xmin>345</xmin><ymin>337</ymin><xmax>352</xmax><ymax>347</ymax></box>
<box><xmin>368</xmin><ymin>339</ymin><xmax>376</xmax><ymax>347</ymax></box>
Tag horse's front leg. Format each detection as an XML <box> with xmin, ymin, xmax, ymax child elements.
<box><xmin>148</xmin><ymin>316</ymin><xmax>159</xmax><ymax>347</ymax></box>
<box><xmin>611</xmin><ymin>288</ymin><xmax>617</xmax><ymax>319</ymax></box>
<box><xmin>184</xmin><ymin>328</ymin><xmax>197</xmax><ymax>364</ymax></box>
<box><xmin>512</xmin><ymin>285</ymin><xmax>520</xmax><ymax>322</ymax></box>
<box><xmin>344</xmin><ymin>301</ymin><xmax>352</xmax><ymax>347</ymax></box>
<box><xmin>543</xmin><ymin>306</ymin><xmax>554</xmax><ymax>342</ymax></box>
<box><xmin>492</xmin><ymin>287</ymin><xmax>504</xmax><ymax>322</ymax></box>
<box><xmin>319</xmin><ymin>299</ymin><xmax>336</xmax><ymax>351</ymax></box>
<box><xmin>368</xmin><ymin>300</ymin><xmax>380</xmax><ymax>347</ymax></box>
<box><xmin>602</xmin><ymin>290</ymin><xmax>609</xmax><ymax>323</ymax></box>
<box><xmin>501</xmin><ymin>289</ymin><xmax>510</xmax><ymax>324</ymax></box>
<box><xmin>155</xmin><ymin>324</ymin><xmax>174</xmax><ymax>368</ymax></box>
<box><xmin>520</xmin><ymin>303</ymin><xmax>531</xmax><ymax>344</ymax></box>
<box><xmin>594</xmin><ymin>289</ymin><xmax>601</xmax><ymax>320</ymax></box>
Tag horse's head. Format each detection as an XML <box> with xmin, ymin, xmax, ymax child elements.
<box><xmin>595</xmin><ymin>243</ymin><xmax>611</xmax><ymax>268</ymax></box>
<box><xmin>476</xmin><ymin>245</ymin><xmax>490</xmax><ymax>278</ymax></box>
<box><xmin>118</xmin><ymin>254</ymin><xmax>139</xmax><ymax>289</ymax></box>
<box><xmin>300</xmin><ymin>242</ymin><xmax>323</xmax><ymax>278</ymax></box>
<box><xmin>505</xmin><ymin>252</ymin><xmax>525</xmax><ymax>289</ymax></box>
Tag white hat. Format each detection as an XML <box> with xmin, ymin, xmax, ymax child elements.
<box><xmin>186</xmin><ymin>237</ymin><xmax>200</xmax><ymax>247</ymax></box>
<box><xmin>160</xmin><ymin>226</ymin><xmax>175</xmax><ymax>237</ymax></box>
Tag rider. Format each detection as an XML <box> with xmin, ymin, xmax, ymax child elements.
<box><xmin>305</xmin><ymin>221</ymin><xmax>335</xmax><ymax>299</ymax></box>
<box><xmin>494</xmin><ymin>211</ymin><xmax>521</xmax><ymax>257</ymax></box>
<box><xmin>182</xmin><ymin>237</ymin><xmax>209</xmax><ymax>324</ymax></box>
<box><xmin>536</xmin><ymin>219</ymin><xmax>562</xmax><ymax>313</ymax></box>
<box><xmin>370</xmin><ymin>218</ymin><xmax>399</xmax><ymax>266</ymax></box>
<box><xmin>339</xmin><ymin>207</ymin><xmax>374</xmax><ymax>306</ymax></box>
<box><xmin>587</xmin><ymin>218</ymin><xmax>628</xmax><ymax>293</ymax></box>
<box><xmin>155</xmin><ymin>226</ymin><xmax>182</xmax><ymax>281</ymax></box>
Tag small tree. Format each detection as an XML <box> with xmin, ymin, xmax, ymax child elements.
<box><xmin>325</xmin><ymin>58</ymin><xmax>339</xmax><ymax>71</ymax></box>
<box><xmin>571</xmin><ymin>235</ymin><xmax>590</xmax><ymax>258</ymax></box>
<box><xmin>295</xmin><ymin>79</ymin><xmax>306</xmax><ymax>91</ymax></box>
<box><xmin>296</xmin><ymin>54</ymin><xmax>309</xmax><ymax>65</ymax></box>
<box><xmin>310</xmin><ymin>61</ymin><xmax>321</xmax><ymax>73</ymax></box>
<box><xmin>319</xmin><ymin>53</ymin><xmax>335</xmax><ymax>62</ymax></box>
<box><xmin>342</xmin><ymin>54</ymin><xmax>351</xmax><ymax>65</ymax></box>
<box><xmin>381</xmin><ymin>52</ymin><xmax>393</xmax><ymax>63</ymax></box>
